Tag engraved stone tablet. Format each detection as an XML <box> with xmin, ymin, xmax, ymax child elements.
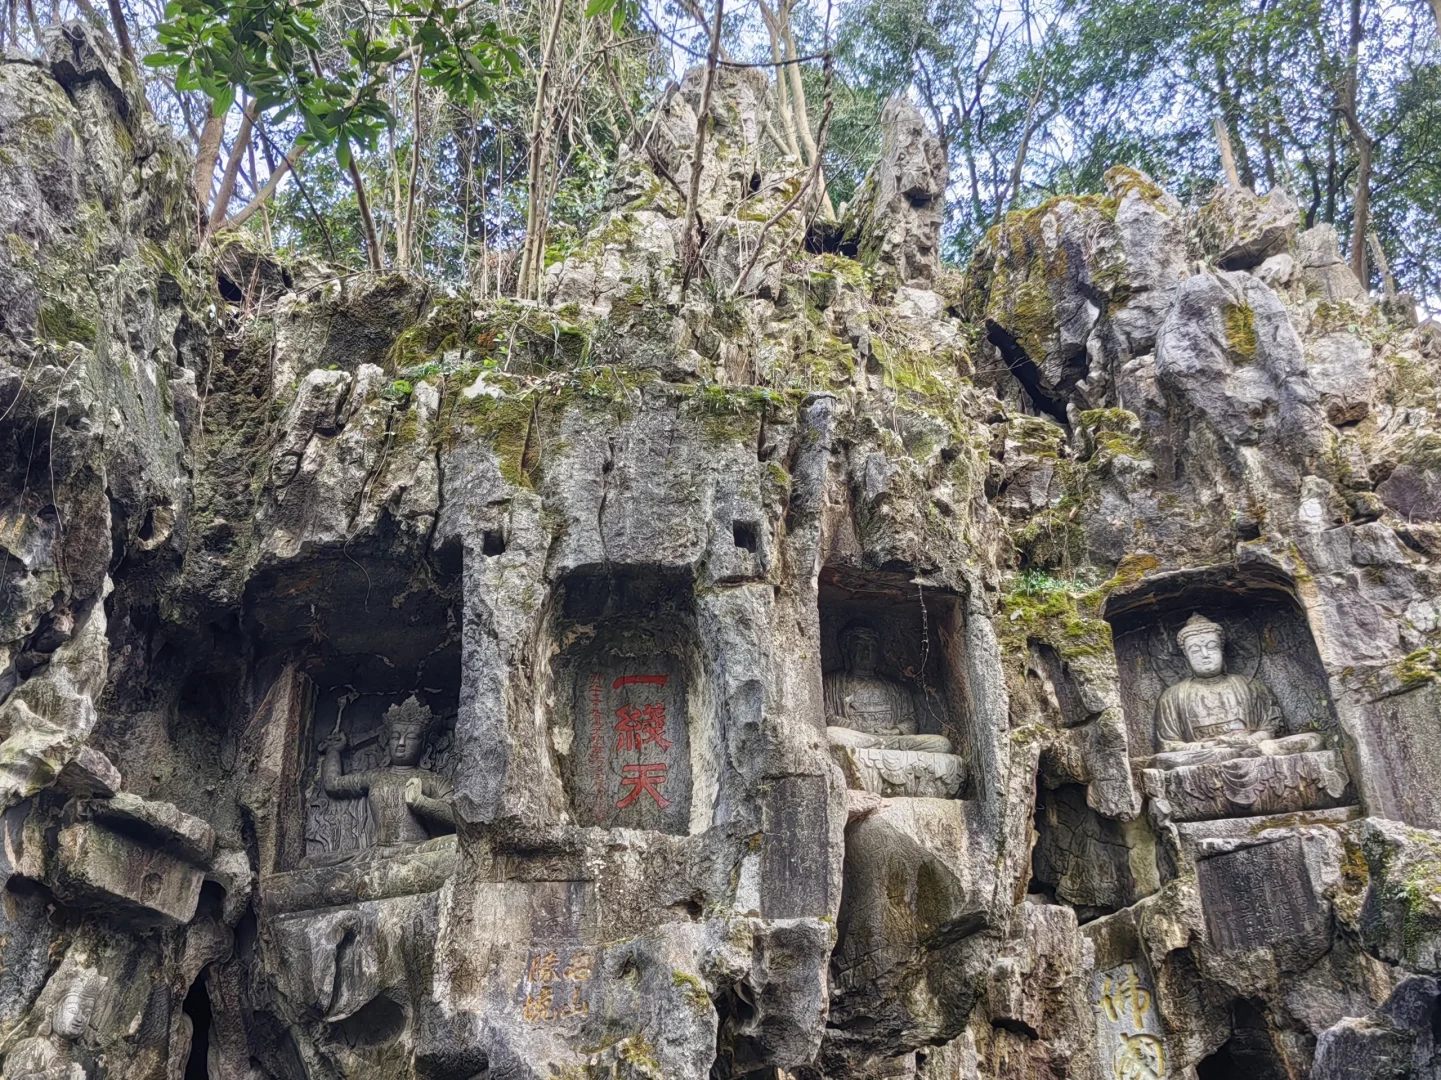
<box><xmin>568</xmin><ymin>656</ymin><xmax>691</xmax><ymax>833</ymax></box>
<box><xmin>1197</xmin><ymin>836</ymin><xmax>1329</xmax><ymax>954</ymax></box>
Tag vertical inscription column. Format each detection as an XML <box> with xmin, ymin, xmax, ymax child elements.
<box><xmin>570</xmin><ymin>656</ymin><xmax>691</xmax><ymax>833</ymax></box>
<box><xmin>1092</xmin><ymin>962</ymin><xmax>1167</xmax><ymax>1080</ymax></box>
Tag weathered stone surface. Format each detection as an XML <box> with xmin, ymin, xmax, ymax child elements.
<box><xmin>1297</xmin><ymin>224</ymin><xmax>1369</xmax><ymax>303</ymax></box>
<box><xmin>52</xmin><ymin>822</ymin><xmax>204</xmax><ymax>924</ymax></box>
<box><xmin>52</xmin><ymin>746</ymin><xmax>120</xmax><ymax>798</ymax></box>
<box><xmin>74</xmin><ymin>792</ymin><xmax>216</xmax><ymax>864</ymax></box>
<box><xmin>1196</xmin><ymin>185</ymin><xmax>1300</xmax><ymax>270</ymax></box>
<box><xmin>1309</xmin><ymin>975</ymin><xmax>1441</xmax><ymax>1079</ymax></box>
<box><xmin>852</xmin><ymin>97</ymin><xmax>949</xmax><ymax>285</ymax></box>
<box><xmin>8</xmin><ymin>34</ymin><xmax>1441</xmax><ymax>1080</ymax></box>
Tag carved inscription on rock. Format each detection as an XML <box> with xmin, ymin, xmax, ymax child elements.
<box><xmin>518</xmin><ymin>946</ymin><xmax>594</xmax><ymax>1023</ymax></box>
<box><xmin>569</xmin><ymin>657</ymin><xmax>691</xmax><ymax>833</ymax></box>
<box><xmin>1197</xmin><ymin>836</ymin><xmax>1328</xmax><ymax>954</ymax></box>
<box><xmin>1091</xmin><ymin>962</ymin><xmax>1167</xmax><ymax>1080</ymax></box>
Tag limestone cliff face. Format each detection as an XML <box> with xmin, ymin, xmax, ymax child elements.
<box><xmin>4</xmin><ymin>24</ymin><xmax>1441</xmax><ymax>1080</ymax></box>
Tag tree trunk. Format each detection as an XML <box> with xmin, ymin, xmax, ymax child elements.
<box><xmin>778</xmin><ymin>2</ymin><xmax>833</xmax><ymax>219</ymax></box>
<box><xmin>207</xmin><ymin>103</ymin><xmax>255</xmax><ymax>235</ymax></box>
<box><xmin>104</xmin><ymin>0</ymin><xmax>134</xmax><ymax>63</ymax></box>
<box><xmin>224</xmin><ymin>144</ymin><xmax>304</xmax><ymax>230</ymax></box>
<box><xmin>516</xmin><ymin>0</ymin><xmax>568</xmax><ymax>299</ymax></box>
<box><xmin>195</xmin><ymin>108</ymin><xmax>225</xmax><ymax>221</ymax></box>
<box><xmin>680</xmin><ymin>0</ymin><xmax>724</xmax><ymax>290</ymax></box>
<box><xmin>398</xmin><ymin>68</ymin><xmax>424</xmax><ymax>271</ymax></box>
<box><xmin>1340</xmin><ymin>0</ymin><xmax>1371</xmax><ymax>286</ymax></box>
<box><xmin>346</xmin><ymin>150</ymin><xmax>384</xmax><ymax>272</ymax></box>
<box><xmin>1214</xmin><ymin>117</ymin><xmax>1242</xmax><ymax>187</ymax></box>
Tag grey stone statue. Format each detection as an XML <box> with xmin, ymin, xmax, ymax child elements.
<box><xmin>319</xmin><ymin>697</ymin><xmax>455</xmax><ymax>852</ymax></box>
<box><xmin>1151</xmin><ymin>613</ymin><xmax>1324</xmax><ymax>769</ymax></box>
<box><xmin>2</xmin><ymin>969</ymin><xmax>107</xmax><ymax>1080</ymax></box>
<box><xmin>825</xmin><ymin>624</ymin><xmax>953</xmax><ymax>753</ymax></box>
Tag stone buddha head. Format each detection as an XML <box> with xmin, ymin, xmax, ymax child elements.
<box><xmin>51</xmin><ymin>969</ymin><xmax>105</xmax><ymax>1040</ymax></box>
<box><xmin>382</xmin><ymin>697</ymin><xmax>434</xmax><ymax>767</ymax></box>
<box><xmin>841</xmin><ymin>624</ymin><xmax>882</xmax><ymax>678</ymax></box>
<box><xmin>1176</xmin><ymin>613</ymin><xmax>1225</xmax><ymax>679</ymax></box>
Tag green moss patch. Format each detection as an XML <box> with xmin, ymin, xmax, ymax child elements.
<box><xmin>1223</xmin><ymin>302</ymin><xmax>1257</xmax><ymax>362</ymax></box>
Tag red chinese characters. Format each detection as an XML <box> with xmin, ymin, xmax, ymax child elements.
<box><xmin>608</xmin><ymin>674</ymin><xmax>673</xmax><ymax>812</ymax></box>
<box><xmin>613</xmin><ymin>702</ymin><xmax>671</xmax><ymax>752</ymax></box>
<box><xmin>616</xmin><ymin>762</ymin><xmax>670</xmax><ymax>808</ymax></box>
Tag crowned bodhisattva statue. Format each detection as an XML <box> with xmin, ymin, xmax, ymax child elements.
<box><xmin>319</xmin><ymin>696</ymin><xmax>455</xmax><ymax>852</ymax></box>
<box><xmin>1151</xmin><ymin>613</ymin><xmax>1325</xmax><ymax>769</ymax></box>
<box><xmin>825</xmin><ymin>624</ymin><xmax>953</xmax><ymax>754</ymax></box>
<box><xmin>2</xmin><ymin>969</ymin><xmax>107</xmax><ymax>1080</ymax></box>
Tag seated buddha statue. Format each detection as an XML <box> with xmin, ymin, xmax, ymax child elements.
<box><xmin>1151</xmin><ymin>613</ymin><xmax>1324</xmax><ymax>770</ymax></box>
<box><xmin>825</xmin><ymin>624</ymin><xmax>953</xmax><ymax>754</ymax></box>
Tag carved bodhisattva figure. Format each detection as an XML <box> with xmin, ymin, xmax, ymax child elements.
<box><xmin>320</xmin><ymin>697</ymin><xmax>455</xmax><ymax>853</ymax></box>
<box><xmin>2</xmin><ymin>969</ymin><xmax>107</xmax><ymax>1080</ymax></box>
<box><xmin>825</xmin><ymin>624</ymin><xmax>953</xmax><ymax>754</ymax></box>
<box><xmin>1151</xmin><ymin>613</ymin><xmax>1325</xmax><ymax>769</ymax></box>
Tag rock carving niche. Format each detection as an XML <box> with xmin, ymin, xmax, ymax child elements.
<box><xmin>1106</xmin><ymin>570</ymin><xmax>1353</xmax><ymax>823</ymax></box>
<box><xmin>819</xmin><ymin>567</ymin><xmax>971</xmax><ymax>799</ymax></box>
<box><xmin>241</xmin><ymin>551</ymin><xmax>463</xmax><ymax>874</ymax></box>
<box><xmin>549</xmin><ymin>570</ymin><xmax>715</xmax><ymax>834</ymax></box>
<box><xmin>1031</xmin><ymin>785</ymin><xmax>1157</xmax><ymax>919</ymax></box>
<box><xmin>290</xmin><ymin>598</ymin><xmax>461</xmax><ymax>867</ymax></box>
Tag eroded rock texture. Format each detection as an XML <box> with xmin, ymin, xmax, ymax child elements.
<box><xmin>5</xmin><ymin>25</ymin><xmax>1441</xmax><ymax>1080</ymax></box>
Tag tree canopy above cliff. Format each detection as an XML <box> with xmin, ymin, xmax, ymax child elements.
<box><xmin>1</xmin><ymin>0</ymin><xmax>1436</xmax><ymax>303</ymax></box>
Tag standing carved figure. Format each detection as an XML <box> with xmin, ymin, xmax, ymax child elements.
<box><xmin>319</xmin><ymin>697</ymin><xmax>455</xmax><ymax>852</ymax></box>
<box><xmin>825</xmin><ymin>624</ymin><xmax>952</xmax><ymax>753</ymax></box>
<box><xmin>2</xmin><ymin>969</ymin><xmax>107</xmax><ymax>1080</ymax></box>
<box><xmin>1151</xmin><ymin>613</ymin><xmax>1324</xmax><ymax>769</ymax></box>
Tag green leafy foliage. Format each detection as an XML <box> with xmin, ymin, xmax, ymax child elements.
<box><xmin>147</xmin><ymin>0</ymin><xmax>519</xmax><ymax>168</ymax></box>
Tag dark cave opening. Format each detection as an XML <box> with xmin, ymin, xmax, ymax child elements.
<box><xmin>182</xmin><ymin>971</ymin><xmax>213</xmax><ymax>1080</ymax></box>
<box><xmin>1196</xmin><ymin>1000</ymin><xmax>1288</xmax><ymax>1080</ymax></box>
<box><xmin>984</xmin><ymin>318</ymin><xmax>1072</xmax><ymax>426</ymax></box>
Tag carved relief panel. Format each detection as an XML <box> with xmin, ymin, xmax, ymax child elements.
<box><xmin>1107</xmin><ymin>574</ymin><xmax>1353</xmax><ymax>822</ymax></box>
<box><xmin>1110</xmin><ymin>586</ymin><xmax>1337</xmax><ymax>763</ymax></box>
<box><xmin>550</xmin><ymin>571</ymin><xmax>707</xmax><ymax>836</ymax></box>
<box><xmin>564</xmin><ymin>649</ymin><xmax>692</xmax><ymax>833</ymax></box>
<box><xmin>303</xmin><ymin>690</ymin><xmax>458</xmax><ymax>865</ymax></box>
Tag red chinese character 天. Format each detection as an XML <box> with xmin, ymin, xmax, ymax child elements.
<box><xmin>616</xmin><ymin>763</ymin><xmax>670</xmax><ymax>809</ymax></box>
<box><xmin>614</xmin><ymin>703</ymin><xmax>671</xmax><ymax>752</ymax></box>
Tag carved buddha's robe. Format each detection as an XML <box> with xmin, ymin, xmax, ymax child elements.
<box><xmin>324</xmin><ymin>767</ymin><xmax>453</xmax><ymax>848</ymax></box>
<box><xmin>1</xmin><ymin>1035</ymin><xmax>87</xmax><ymax>1080</ymax></box>
<box><xmin>824</xmin><ymin>673</ymin><xmax>952</xmax><ymax>754</ymax></box>
<box><xmin>1155</xmin><ymin>673</ymin><xmax>1281</xmax><ymax>748</ymax></box>
<box><xmin>1151</xmin><ymin>673</ymin><xmax>1323</xmax><ymax>769</ymax></box>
